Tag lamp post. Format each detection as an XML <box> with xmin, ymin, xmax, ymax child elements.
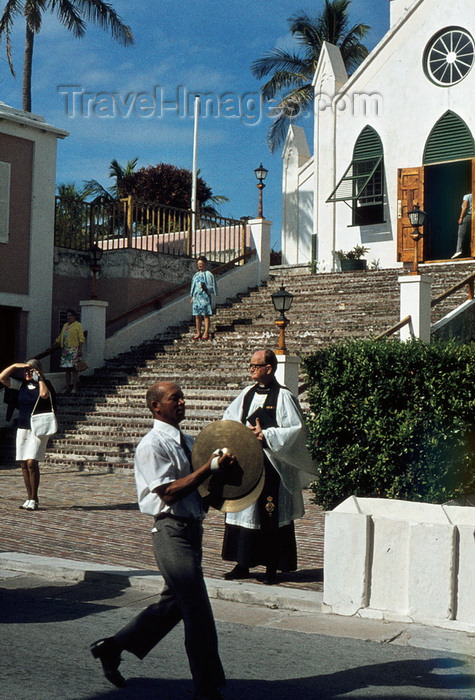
<box><xmin>407</xmin><ymin>205</ymin><xmax>427</xmax><ymax>275</ymax></box>
<box><xmin>271</xmin><ymin>284</ymin><xmax>294</xmax><ymax>355</ymax></box>
<box><xmin>88</xmin><ymin>243</ymin><xmax>103</xmax><ymax>300</ymax></box>
<box><xmin>254</xmin><ymin>162</ymin><xmax>268</xmax><ymax>218</ymax></box>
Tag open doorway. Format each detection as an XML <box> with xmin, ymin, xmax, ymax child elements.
<box><xmin>424</xmin><ymin>159</ymin><xmax>472</xmax><ymax>260</ymax></box>
<box><xmin>0</xmin><ymin>306</ymin><xmax>20</xmax><ymax>369</ymax></box>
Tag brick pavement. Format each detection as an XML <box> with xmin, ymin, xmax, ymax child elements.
<box><xmin>0</xmin><ymin>463</ymin><xmax>324</xmax><ymax>592</ymax></box>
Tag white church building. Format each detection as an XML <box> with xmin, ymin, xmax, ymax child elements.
<box><xmin>281</xmin><ymin>0</ymin><xmax>475</xmax><ymax>271</ymax></box>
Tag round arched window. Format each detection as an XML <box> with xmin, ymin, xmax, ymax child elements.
<box><xmin>424</xmin><ymin>27</ymin><xmax>475</xmax><ymax>86</ymax></box>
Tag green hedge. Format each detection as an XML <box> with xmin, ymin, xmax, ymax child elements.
<box><xmin>303</xmin><ymin>339</ymin><xmax>475</xmax><ymax>510</ymax></box>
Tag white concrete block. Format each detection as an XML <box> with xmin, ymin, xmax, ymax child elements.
<box><xmin>332</xmin><ymin>495</ymin><xmax>362</xmax><ymax>514</ymax></box>
<box><xmin>444</xmin><ymin>504</ymin><xmax>475</xmax><ymax>526</ymax></box>
<box><xmin>455</xmin><ymin>525</ymin><xmax>475</xmax><ymax>623</ymax></box>
<box><xmin>346</xmin><ymin>497</ymin><xmax>450</xmax><ymax>524</ymax></box>
<box><xmin>324</xmin><ymin>497</ymin><xmax>475</xmax><ymax>627</ymax></box>
<box><xmin>323</xmin><ymin>511</ymin><xmax>370</xmax><ymax>615</ymax></box>
<box><xmin>369</xmin><ymin>517</ymin><xmax>409</xmax><ymax>616</ymax></box>
<box><xmin>398</xmin><ymin>275</ymin><xmax>432</xmax><ymax>343</ymax></box>
<box><xmin>276</xmin><ymin>355</ymin><xmax>300</xmax><ymax>396</ymax></box>
<box><xmin>408</xmin><ymin>522</ymin><xmax>456</xmax><ymax>621</ymax></box>
<box><xmin>80</xmin><ymin>299</ymin><xmax>108</xmax><ymax>374</ymax></box>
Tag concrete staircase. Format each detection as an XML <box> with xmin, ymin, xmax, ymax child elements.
<box><xmin>2</xmin><ymin>262</ymin><xmax>474</xmax><ymax>471</ymax></box>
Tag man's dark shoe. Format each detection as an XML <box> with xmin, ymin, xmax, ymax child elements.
<box><xmin>263</xmin><ymin>567</ymin><xmax>278</xmax><ymax>585</ymax></box>
<box><xmin>90</xmin><ymin>637</ymin><xmax>126</xmax><ymax>688</ymax></box>
<box><xmin>193</xmin><ymin>690</ymin><xmax>224</xmax><ymax>699</ymax></box>
<box><xmin>223</xmin><ymin>564</ymin><xmax>250</xmax><ymax>580</ymax></box>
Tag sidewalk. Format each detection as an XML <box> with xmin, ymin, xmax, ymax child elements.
<box><xmin>0</xmin><ymin>462</ymin><xmax>324</xmax><ymax>591</ymax></box>
<box><xmin>2</xmin><ymin>462</ymin><xmax>475</xmax><ymax>657</ymax></box>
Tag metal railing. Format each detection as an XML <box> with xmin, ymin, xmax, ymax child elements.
<box><xmin>430</xmin><ymin>272</ymin><xmax>475</xmax><ymax>308</ymax></box>
<box><xmin>54</xmin><ymin>196</ymin><xmax>249</xmax><ymax>264</ymax></box>
<box><xmin>374</xmin><ymin>315</ymin><xmax>412</xmax><ymax>340</ymax></box>
<box><xmin>374</xmin><ymin>272</ymin><xmax>475</xmax><ymax>340</ymax></box>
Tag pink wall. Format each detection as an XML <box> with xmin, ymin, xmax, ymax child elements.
<box><xmin>0</xmin><ymin>133</ymin><xmax>33</xmax><ymax>295</ymax></box>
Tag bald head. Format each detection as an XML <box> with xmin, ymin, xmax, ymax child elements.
<box><xmin>146</xmin><ymin>381</ymin><xmax>185</xmax><ymax>427</ymax></box>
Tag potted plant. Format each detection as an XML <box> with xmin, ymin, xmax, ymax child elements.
<box><xmin>335</xmin><ymin>245</ymin><xmax>369</xmax><ymax>272</ymax></box>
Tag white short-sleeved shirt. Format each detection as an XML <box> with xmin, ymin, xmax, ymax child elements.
<box><xmin>134</xmin><ymin>419</ymin><xmax>204</xmax><ymax>520</ymax></box>
<box><xmin>463</xmin><ymin>193</ymin><xmax>472</xmax><ymax>217</ymax></box>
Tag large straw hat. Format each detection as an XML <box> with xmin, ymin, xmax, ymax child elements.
<box><xmin>191</xmin><ymin>419</ymin><xmax>264</xmax><ymax>513</ymax></box>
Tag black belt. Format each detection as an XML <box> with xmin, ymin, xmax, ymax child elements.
<box><xmin>154</xmin><ymin>513</ymin><xmax>200</xmax><ymax>524</ymax></box>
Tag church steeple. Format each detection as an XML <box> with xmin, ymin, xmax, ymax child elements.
<box><xmin>388</xmin><ymin>0</ymin><xmax>412</xmax><ymax>28</ymax></box>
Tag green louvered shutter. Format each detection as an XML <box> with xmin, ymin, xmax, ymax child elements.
<box><xmin>423</xmin><ymin>111</ymin><xmax>475</xmax><ymax>164</ymax></box>
<box><xmin>327</xmin><ymin>127</ymin><xmax>383</xmax><ymax>204</ymax></box>
<box><xmin>353</xmin><ymin>126</ymin><xmax>383</xmax><ymax>160</ymax></box>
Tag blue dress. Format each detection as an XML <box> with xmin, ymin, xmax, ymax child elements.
<box><xmin>190</xmin><ymin>270</ymin><xmax>217</xmax><ymax>316</ymax></box>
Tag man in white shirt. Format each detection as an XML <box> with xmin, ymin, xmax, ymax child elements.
<box><xmin>90</xmin><ymin>381</ymin><xmax>234</xmax><ymax>700</ymax></box>
<box><xmin>221</xmin><ymin>349</ymin><xmax>316</xmax><ymax>585</ymax></box>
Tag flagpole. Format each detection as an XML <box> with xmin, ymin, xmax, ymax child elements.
<box><xmin>191</xmin><ymin>95</ymin><xmax>199</xmax><ymax>234</ymax></box>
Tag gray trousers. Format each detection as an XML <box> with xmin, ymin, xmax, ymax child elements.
<box><xmin>455</xmin><ymin>214</ymin><xmax>471</xmax><ymax>254</ymax></box>
<box><xmin>114</xmin><ymin>516</ymin><xmax>225</xmax><ymax>695</ymax></box>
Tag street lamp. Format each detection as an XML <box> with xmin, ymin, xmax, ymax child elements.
<box><xmin>407</xmin><ymin>204</ymin><xmax>427</xmax><ymax>275</ymax></box>
<box><xmin>254</xmin><ymin>162</ymin><xmax>268</xmax><ymax>218</ymax></box>
<box><xmin>271</xmin><ymin>284</ymin><xmax>294</xmax><ymax>355</ymax></box>
<box><xmin>88</xmin><ymin>242</ymin><xmax>103</xmax><ymax>299</ymax></box>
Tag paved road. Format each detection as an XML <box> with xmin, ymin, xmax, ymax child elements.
<box><xmin>1</xmin><ymin>570</ymin><xmax>474</xmax><ymax>700</ymax></box>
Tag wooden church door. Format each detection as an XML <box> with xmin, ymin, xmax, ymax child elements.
<box><xmin>397</xmin><ymin>167</ymin><xmax>425</xmax><ymax>263</ymax></box>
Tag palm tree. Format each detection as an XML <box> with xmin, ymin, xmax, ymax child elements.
<box><xmin>55</xmin><ymin>182</ymin><xmax>91</xmax><ymax>248</ymax></box>
<box><xmin>251</xmin><ymin>0</ymin><xmax>370</xmax><ymax>152</ymax></box>
<box><xmin>83</xmin><ymin>157</ymin><xmax>139</xmax><ymax>201</ymax></box>
<box><xmin>0</xmin><ymin>0</ymin><xmax>133</xmax><ymax>113</ymax></box>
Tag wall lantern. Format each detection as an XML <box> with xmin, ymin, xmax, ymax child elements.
<box><xmin>88</xmin><ymin>242</ymin><xmax>103</xmax><ymax>299</ymax></box>
<box><xmin>271</xmin><ymin>284</ymin><xmax>294</xmax><ymax>355</ymax></box>
<box><xmin>254</xmin><ymin>163</ymin><xmax>268</xmax><ymax>218</ymax></box>
<box><xmin>407</xmin><ymin>205</ymin><xmax>427</xmax><ymax>275</ymax></box>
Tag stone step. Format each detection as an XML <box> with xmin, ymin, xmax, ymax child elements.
<box><xmin>37</xmin><ymin>262</ymin><xmax>475</xmax><ymax>472</ymax></box>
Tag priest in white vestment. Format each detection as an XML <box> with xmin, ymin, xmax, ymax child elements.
<box><xmin>221</xmin><ymin>348</ymin><xmax>316</xmax><ymax>584</ymax></box>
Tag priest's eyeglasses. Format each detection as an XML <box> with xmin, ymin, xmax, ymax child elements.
<box><xmin>249</xmin><ymin>363</ymin><xmax>269</xmax><ymax>370</ymax></box>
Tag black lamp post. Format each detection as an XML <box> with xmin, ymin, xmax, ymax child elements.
<box><xmin>88</xmin><ymin>242</ymin><xmax>103</xmax><ymax>299</ymax></box>
<box><xmin>271</xmin><ymin>284</ymin><xmax>294</xmax><ymax>355</ymax></box>
<box><xmin>407</xmin><ymin>205</ymin><xmax>427</xmax><ymax>275</ymax></box>
<box><xmin>254</xmin><ymin>163</ymin><xmax>268</xmax><ymax>218</ymax></box>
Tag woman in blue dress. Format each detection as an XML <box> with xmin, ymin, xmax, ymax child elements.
<box><xmin>190</xmin><ymin>256</ymin><xmax>217</xmax><ymax>340</ymax></box>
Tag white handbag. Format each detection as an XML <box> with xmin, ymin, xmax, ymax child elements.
<box><xmin>30</xmin><ymin>393</ymin><xmax>58</xmax><ymax>437</ymax></box>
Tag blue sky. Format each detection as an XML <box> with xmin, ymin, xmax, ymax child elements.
<box><xmin>0</xmin><ymin>0</ymin><xmax>389</xmax><ymax>250</ymax></box>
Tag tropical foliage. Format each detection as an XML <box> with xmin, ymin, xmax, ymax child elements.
<box><xmin>55</xmin><ymin>183</ymin><xmax>90</xmax><ymax>248</ymax></box>
<box><xmin>119</xmin><ymin>163</ymin><xmax>214</xmax><ymax>211</ymax></box>
<box><xmin>83</xmin><ymin>158</ymin><xmax>139</xmax><ymax>202</ymax></box>
<box><xmin>251</xmin><ymin>0</ymin><xmax>370</xmax><ymax>151</ymax></box>
<box><xmin>304</xmin><ymin>339</ymin><xmax>475</xmax><ymax>510</ymax></box>
<box><xmin>0</xmin><ymin>0</ymin><xmax>133</xmax><ymax>112</ymax></box>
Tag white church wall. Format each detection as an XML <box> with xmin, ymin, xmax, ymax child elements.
<box><xmin>300</xmin><ymin>0</ymin><xmax>475</xmax><ymax>270</ymax></box>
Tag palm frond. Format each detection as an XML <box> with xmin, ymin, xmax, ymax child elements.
<box><xmin>50</xmin><ymin>0</ymin><xmax>86</xmax><ymax>37</ymax></box>
<box><xmin>259</xmin><ymin>70</ymin><xmax>310</xmax><ymax>101</ymax></box>
<box><xmin>251</xmin><ymin>48</ymin><xmax>310</xmax><ymax>80</ymax></box>
<box><xmin>74</xmin><ymin>0</ymin><xmax>133</xmax><ymax>45</ymax></box>
<box><xmin>0</xmin><ymin>0</ymin><xmax>24</xmax><ymax>76</ymax></box>
<box><xmin>251</xmin><ymin>0</ymin><xmax>371</xmax><ymax>151</ymax></box>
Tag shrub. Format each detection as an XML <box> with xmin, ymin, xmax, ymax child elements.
<box><xmin>303</xmin><ymin>339</ymin><xmax>475</xmax><ymax>510</ymax></box>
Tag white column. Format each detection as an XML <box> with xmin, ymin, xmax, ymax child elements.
<box><xmin>79</xmin><ymin>299</ymin><xmax>109</xmax><ymax>374</ymax></box>
<box><xmin>275</xmin><ymin>354</ymin><xmax>300</xmax><ymax>395</ymax></box>
<box><xmin>398</xmin><ymin>275</ymin><xmax>432</xmax><ymax>343</ymax></box>
<box><xmin>248</xmin><ymin>218</ymin><xmax>272</xmax><ymax>285</ymax></box>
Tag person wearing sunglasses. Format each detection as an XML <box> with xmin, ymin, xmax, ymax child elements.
<box><xmin>0</xmin><ymin>358</ymin><xmax>55</xmax><ymax>510</ymax></box>
<box><xmin>221</xmin><ymin>348</ymin><xmax>316</xmax><ymax>585</ymax></box>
